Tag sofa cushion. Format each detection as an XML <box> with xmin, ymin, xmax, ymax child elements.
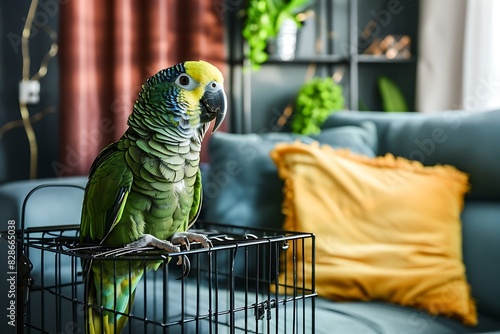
<box><xmin>271</xmin><ymin>142</ymin><xmax>476</xmax><ymax>325</ymax></box>
<box><xmin>203</xmin><ymin>123</ymin><xmax>377</xmax><ymax>230</ymax></box>
<box><xmin>315</xmin><ymin>299</ymin><xmax>500</xmax><ymax>334</ymax></box>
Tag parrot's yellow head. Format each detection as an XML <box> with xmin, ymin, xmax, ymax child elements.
<box><xmin>131</xmin><ymin>60</ymin><xmax>227</xmax><ymax>137</ymax></box>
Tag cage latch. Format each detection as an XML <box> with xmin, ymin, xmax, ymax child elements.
<box><xmin>17</xmin><ymin>252</ymin><xmax>34</xmax><ymax>328</ymax></box>
<box><xmin>254</xmin><ymin>299</ymin><xmax>277</xmax><ymax>321</ymax></box>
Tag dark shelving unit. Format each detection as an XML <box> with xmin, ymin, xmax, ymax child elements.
<box><xmin>225</xmin><ymin>0</ymin><xmax>420</xmax><ymax>133</ymax></box>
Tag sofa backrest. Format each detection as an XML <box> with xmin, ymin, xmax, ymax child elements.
<box><xmin>0</xmin><ymin>176</ymin><xmax>87</xmax><ymax>230</ymax></box>
<box><xmin>323</xmin><ymin>109</ymin><xmax>500</xmax><ymax>201</ymax></box>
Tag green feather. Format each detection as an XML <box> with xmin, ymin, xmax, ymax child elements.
<box><xmin>188</xmin><ymin>169</ymin><xmax>203</xmax><ymax>229</ymax></box>
<box><xmin>80</xmin><ymin>144</ymin><xmax>133</xmax><ymax>243</ymax></box>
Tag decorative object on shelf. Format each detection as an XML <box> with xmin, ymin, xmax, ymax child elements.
<box><xmin>267</xmin><ymin>17</ymin><xmax>298</xmax><ymax>61</ymax></box>
<box><xmin>378</xmin><ymin>76</ymin><xmax>409</xmax><ymax>112</ymax></box>
<box><xmin>242</xmin><ymin>0</ymin><xmax>311</xmax><ymax>70</ymax></box>
<box><xmin>358</xmin><ymin>18</ymin><xmax>412</xmax><ymax>60</ymax></box>
<box><xmin>362</xmin><ymin>34</ymin><xmax>411</xmax><ymax>60</ymax></box>
<box><xmin>291</xmin><ymin>77</ymin><xmax>344</xmax><ymax>135</ymax></box>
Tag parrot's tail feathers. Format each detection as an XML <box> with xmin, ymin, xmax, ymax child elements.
<box><xmin>88</xmin><ymin>293</ymin><xmax>136</xmax><ymax>334</ymax></box>
<box><xmin>85</xmin><ymin>263</ymin><xmax>142</xmax><ymax>334</ymax></box>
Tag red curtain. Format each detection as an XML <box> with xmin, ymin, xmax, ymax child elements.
<box><xmin>57</xmin><ymin>0</ymin><xmax>226</xmax><ymax>176</ymax></box>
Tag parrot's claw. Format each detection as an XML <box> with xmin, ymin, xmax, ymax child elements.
<box><xmin>170</xmin><ymin>231</ymin><xmax>213</xmax><ymax>250</ymax></box>
<box><xmin>170</xmin><ymin>232</ymin><xmax>211</xmax><ymax>279</ymax></box>
<box><xmin>171</xmin><ymin>234</ymin><xmax>191</xmax><ymax>251</ymax></box>
<box><xmin>176</xmin><ymin>255</ymin><xmax>191</xmax><ymax>280</ymax></box>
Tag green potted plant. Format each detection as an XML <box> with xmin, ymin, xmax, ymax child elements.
<box><xmin>378</xmin><ymin>76</ymin><xmax>409</xmax><ymax>112</ymax></box>
<box><xmin>291</xmin><ymin>77</ymin><xmax>345</xmax><ymax>135</ymax></box>
<box><xmin>242</xmin><ymin>0</ymin><xmax>310</xmax><ymax>70</ymax></box>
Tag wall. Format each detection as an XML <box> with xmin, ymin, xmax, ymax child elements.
<box><xmin>0</xmin><ymin>0</ymin><xmax>61</xmax><ymax>183</ymax></box>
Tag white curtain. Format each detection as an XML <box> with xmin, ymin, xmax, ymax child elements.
<box><xmin>416</xmin><ymin>0</ymin><xmax>500</xmax><ymax>112</ymax></box>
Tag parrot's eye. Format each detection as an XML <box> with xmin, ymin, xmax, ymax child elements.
<box><xmin>179</xmin><ymin>75</ymin><xmax>190</xmax><ymax>86</ymax></box>
<box><xmin>206</xmin><ymin>81</ymin><xmax>220</xmax><ymax>92</ymax></box>
<box><xmin>175</xmin><ymin>73</ymin><xmax>198</xmax><ymax>90</ymax></box>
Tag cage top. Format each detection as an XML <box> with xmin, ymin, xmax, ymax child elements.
<box><xmin>19</xmin><ymin>221</ymin><xmax>314</xmax><ymax>262</ymax></box>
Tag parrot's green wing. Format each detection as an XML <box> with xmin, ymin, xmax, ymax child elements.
<box><xmin>80</xmin><ymin>143</ymin><xmax>133</xmax><ymax>245</ymax></box>
<box><xmin>187</xmin><ymin>168</ymin><xmax>202</xmax><ymax>230</ymax></box>
<box><xmin>81</xmin><ymin>143</ymin><xmax>136</xmax><ymax>334</ymax></box>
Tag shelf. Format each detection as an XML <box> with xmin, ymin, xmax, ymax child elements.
<box><xmin>267</xmin><ymin>54</ymin><xmax>349</xmax><ymax>64</ymax></box>
<box><xmin>229</xmin><ymin>54</ymin><xmax>349</xmax><ymax>66</ymax></box>
<box><xmin>355</xmin><ymin>54</ymin><xmax>417</xmax><ymax>64</ymax></box>
<box><xmin>230</xmin><ymin>54</ymin><xmax>416</xmax><ymax>66</ymax></box>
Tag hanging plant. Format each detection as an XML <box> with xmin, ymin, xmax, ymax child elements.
<box><xmin>291</xmin><ymin>77</ymin><xmax>344</xmax><ymax>135</ymax></box>
<box><xmin>242</xmin><ymin>0</ymin><xmax>310</xmax><ymax>70</ymax></box>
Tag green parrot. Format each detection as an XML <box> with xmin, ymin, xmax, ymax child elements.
<box><xmin>79</xmin><ymin>60</ymin><xmax>227</xmax><ymax>334</ymax></box>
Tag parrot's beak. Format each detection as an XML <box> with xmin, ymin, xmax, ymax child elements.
<box><xmin>200</xmin><ymin>87</ymin><xmax>227</xmax><ymax>133</ymax></box>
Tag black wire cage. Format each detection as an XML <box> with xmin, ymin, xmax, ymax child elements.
<box><xmin>13</xmin><ymin>186</ymin><xmax>316</xmax><ymax>334</ymax></box>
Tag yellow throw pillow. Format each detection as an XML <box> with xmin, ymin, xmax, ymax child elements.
<box><xmin>270</xmin><ymin>141</ymin><xmax>477</xmax><ymax>326</ymax></box>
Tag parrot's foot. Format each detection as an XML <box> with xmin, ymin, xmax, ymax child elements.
<box><xmin>170</xmin><ymin>232</ymin><xmax>212</xmax><ymax>280</ymax></box>
<box><xmin>125</xmin><ymin>234</ymin><xmax>180</xmax><ymax>253</ymax></box>
<box><xmin>124</xmin><ymin>234</ymin><xmax>190</xmax><ymax>278</ymax></box>
<box><xmin>170</xmin><ymin>231</ymin><xmax>213</xmax><ymax>251</ymax></box>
